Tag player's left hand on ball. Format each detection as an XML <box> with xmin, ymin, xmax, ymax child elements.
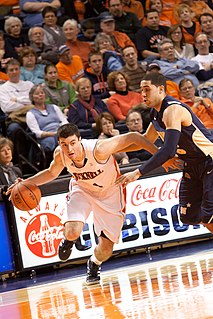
<box><xmin>6</xmin><ymin>178</ymin><xmax>23</xmax><ymax>198</ymax></box>
<box><xmin>115</xmin><ymin>169</ymin><xmax>141</xmax><ymax>187</ymax></box>
<box><xmin>162</xmin><ymin>157</ymin><xmax>183</xmax><ymax>172</ymax></box>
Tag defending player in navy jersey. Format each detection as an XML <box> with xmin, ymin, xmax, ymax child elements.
<box><xmin>117</xmin><ymin>73</ymin><xmax>213</xmax><ymax>234</ymax></box>
<box><xmin>7</xmin><ymin>123</ymin><xmax>180</xmax><ymax>285</ymax></box>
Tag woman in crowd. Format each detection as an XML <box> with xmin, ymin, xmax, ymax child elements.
<box><xmin>27</xmin><ymin>84</ymin><xmax>68</xmax><ymax>158</ymax></box>
<box><xmin>67</xmin><ymin>77</ymin><xmax>109</xmax><ymax>131</ymax></box>
<box><xmin>19</xmin><ymin>46</ymin><xmax>45</xmax><ymax>84</ymax></box>
<box><xmin>167</xmin><ymin>24</ymin><xmax>195</xmax><ymax>59</ymax></box>
<box><xmin>94</xmin><ymin>33</ymin><xmax>124</xmax><ymax>71</ymax></box>
<box><xmin>42</xmin><ymin>6</ymin><xmax>66</xmax><ymax>49</ymax></box>
<box><xmin>179</xmin><ymin>78</ymin><xmax>213</xmax><ymax>133</ymax></box>
<box><xmin>107</xmin><ymin>71</ymin><xmax>142</xmax><ymax>121</ymax></box>
<box><xmin>96</xmin><ymin>112</ymin><xmax>129</xmax><ymax>165</ymax></box>
<box><xmin>43</xmin><ymin>63</ymin><xmax>77</xmax><ymax>114</ymax></box>
<box><xmin>0</xmin><ymin>137</ymin><xmax>22</xmax><ymax>189</ymax></box>
<box><xmin>4</xmin><ymin>16</ymin><xmax>29</xmax><ymax>60</ymax></box>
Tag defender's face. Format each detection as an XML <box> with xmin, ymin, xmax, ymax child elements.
<box><xmin>59</xmin><ymin>135</ymin><xmax>82</xmax><ymax>160</ymax></box>
<box><xmin>140</xmin><ymin>80</ymin><xmax>162</xmax><ymax>108</ymax></box>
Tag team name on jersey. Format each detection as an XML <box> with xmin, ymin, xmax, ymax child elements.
<box><xmin>73</xmin><ymin>169</ymin><xmax>104</xmax><ymax>181</ymax></box>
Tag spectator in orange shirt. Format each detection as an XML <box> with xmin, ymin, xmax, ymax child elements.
<box><xmin>179</xmin><ymin>78</ymin><xmax>213</xmax><ymax>133</ymax></box>
<box><xmin>107</xmin><ymin>71</ymin><xmax>142</xmax><ymax>121</ymax></box>
<box><xmin>175</xmin><ymin>3</ymin><xmax>201</xmax><ymax>45</ymax></box>
<box><xmin>174</xmin><ymin>0</ymin><xmax>213</xmax><ymax>22</ymax></box>
<box><xmin>146</xmin><ymin>0</ymin><xmax>177</xmax><ymax>27</ymax></box>
<box><xmin>121</xmin><ymin>0</ymin><xmax>144</xmax><ymax>23</ymax></box>
<box><xmin>99</xmin><ymin>12</ymin><xmax>135</xmax><ymax>54</ymax></box>
<box><xmin>56</xmin><ymin>44</ymin><xmax>84</xmax><ymax>86</ymax></box>
<box><xmin>63</xmin><ymin>19</ymin><xmax>91</xmax><ymax>68</ymax></box>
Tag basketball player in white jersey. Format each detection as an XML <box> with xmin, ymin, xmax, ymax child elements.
<box><xmin>7</xmin><ymin>123</ymin><xmax>180</xmax><ymax>284</ymax></box>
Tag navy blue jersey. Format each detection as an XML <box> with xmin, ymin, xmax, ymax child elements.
<box><xmin>150</xmin><ymin>96</ymin><xmax>213</xmax><ymax>164</ymax></box>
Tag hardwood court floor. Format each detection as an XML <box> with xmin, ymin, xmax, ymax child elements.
<box><xmin>0</xmin><ymin>240</ymin><xmax>213</xmax><ymax>319</ymax></box>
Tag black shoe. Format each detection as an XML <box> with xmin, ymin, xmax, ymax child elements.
<box><xmin>58</xmin><ymin>238</ymin><xmax>74</xmax><ymax>261</ymax></box>
<box><xmin>86</xmin><ymin>258</ymin><xmax>101</xmax><ymax>285</ymax></box>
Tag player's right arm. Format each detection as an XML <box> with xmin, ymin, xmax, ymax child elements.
<box><xmin>6</xmin><ymin>148</ymin><xmax>65</xmax><ymax>195</ymax></box>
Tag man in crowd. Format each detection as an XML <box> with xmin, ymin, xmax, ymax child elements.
<box><xmin>56</xmin><ymin>45</ymin><xmax>84</xmax><ymax>86</ymax></box>
<box><xmin>199</xmin><ymin>13</ymin><xmax>213</xmax><ymax>53</ymax></box>
<box><xmin>152</xmin><ymin>38</ymin><xmax>200</xmax><ymax>87</ymax></box>
<box><xmin>121</xmin><ymin>45</ymin><xmax>146</xmax><ymax>92</ymax></box>
<box><xmin>108</xmin><ymin>0</ymin><xmax>142</xmax><ymax>44</ymax></box>
<box><xmin>136</xmin><ymin>9</ymin><xmax>169</xmax><ymax>60</ymax></box>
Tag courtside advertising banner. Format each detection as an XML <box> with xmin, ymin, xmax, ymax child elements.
<box><xmin>13</xmin><ymin>172</ymin><xmax>210</xmax><ymax>269</ymax></box>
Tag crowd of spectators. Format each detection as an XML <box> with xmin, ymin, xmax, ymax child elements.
<box><xmin>0</xmin><ymin>0</ymin><xmax>213</xmax><ymax>176</ymax></box>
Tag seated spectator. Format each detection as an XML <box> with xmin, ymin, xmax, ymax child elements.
<box><xmin>135</xmin><ymin>9</ymin><xmax>169</xmax><ymax>60</ymax></box>
<box><xmin>43</xmin><ymin>63</ymin><xmax>77</xmax><ymax>113</ymax></box>
<box><xmin>0</xmin><ymin>59</ymin><xmax>33</xmax><ymax>162</ymax></box>
<box><xmin>42</xmin><ymin>6</ymin><xmax>66</xmax><ymax>49</ymax></box>
<box><xmin>94</xmin><ymin>32</ymin><xmax>124</xmax><ymax>71</ymax></box>
<box><xmin>19</xmin><ymin>46</ymin><xmax>45</xmax><ymax>84</ymax></box>
<box><xmin>67</xmin><ymin>77</ymin><xmax>109</xmax><ymax>132</ymax></box>
<box><xmin>0</xmin><ymin>31</ymin><xmax>11</xmax><ymax>74</ymax></box>
<box><xmin>174</xmin><ymin>0</ymin><xmax>213</xmax><ymax>23</ymax></box>
<box><xmin>146</xmin><ymin>62</ymin><xmax>181</xmax><ymax>99</ymax></box>
<box><xmin>99</xmin><ymin>11</ymin><xmax>135</xmax><ymax>54</ymax></box>
<box><xmin>121</xmin><ymin>45</ymin><xmax>146</xmax><ymax>92</ymax></box>
<box><xmin>108</xmin><ymin>0</ymin><xmax>142</xmax><ymax>44</ymax></box>
<box><xmin>96</xmin><ymin>112</ymin><xmax>129</xmax><ymax>165</ymax></box>
<box><xmin>146</xmin><ymin>0</ymin><xmax>180</xmax><ymax>27</ymax></box>
<box><xmin>27</xmin><ymin>84</ymin><xmax>68</xmax><ymax>160</ymax></box>
<box><xmin>63</xmin><ymin>19</ymin><xmax>91</xmax><ymax>68</ymax></box>
<box><xmin>121</xmin><ymin>0</ymin><xmax>144</xmax><ymax>23</ymax></box>
<box><xmin>20</xmin><ymin>0</ymin><xmax>61</xmax><ymax>28</ymax></box>
<box><xmin>107</xmin><ymin>71</ymin><xmax>142</xmax><ymax>121</ymax></box>
<box><xmin>192</xmin><ymin>32</ymin><xmax>213</xmax><ymax>83</ymax></box>
<box><xmin>78</xmin><ymin>18</ymin><xmax>96</xmax><ymax>43</ymax></box>
<box><xmin>147</xmin><ymin>0</ymin><xmax>177</xmax><ymax>27</ymax></box>
<box><xmin>199</xmin><ymin>13</ymin><xmax>213</xmax><ymax>53</ymax></box>
<box><xmin>175</xmin><ymin>3</ymin><xmax>201</xmax><ymax>45</ymax></box>
<box><xmin>167</xmin><ymin>24</ymin><xmax>195</xmax><ymax>59</ymax></box>
<box><xmin>0</xmin><ymin>137</ymin><xmax>22</xmax><ymax>199</ymax></box>
<box><xmin>125</xmin><ymin>109</ymin><xmax>152</xmax><ymax>162</ymax></box>
<box><xmin>152</xmin><ymin>38</ymin><xmax>200</xmax><ymax>87</ymax></box>
<box><xmin>84</xmin><ymin>51</ymin><xmax>110</xmax><ymax>99</ymax></box>
<box><xmin>28</xmin><ymin>26</ymin><xmax>59</xmax><ymax>65</ymax></box>
<box><xmin>56</xmin><ymin>44</ymin><xmax>84</xmax><ymax>86</ymax></box>
<box><xmin>179</xmin><ymin>78</ymin><xmax>213</xmax><ymax>133</ymax></box>
<box><xmin>4</xmin><ymin>16</ymin><xmax>29</xmax><ymax>60</ymax></box>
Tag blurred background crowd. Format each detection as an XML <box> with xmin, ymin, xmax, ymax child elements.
<box><xmin>0</xmin><ymin>0</ymin><xmax>212</xmax><ymax>182</ymax></box>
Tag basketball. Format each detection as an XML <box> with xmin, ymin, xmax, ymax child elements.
<box><xmin>11</xmin><ymin>181</ymin><xmax>41</xmax><ymax>211</ymax></box>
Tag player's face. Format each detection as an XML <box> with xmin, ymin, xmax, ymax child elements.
<box><xmin>140</xmin><ymin>80</ymin><xmax>162</xmax><ymax>108</ymax></box>
<box><xmin>59</xmin><ymin>135</ymin><xmax>82</xmax><ymax>160</ymax></box>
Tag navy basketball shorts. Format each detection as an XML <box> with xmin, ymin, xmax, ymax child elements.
<box><xmin>179</xmin><ymin>159</ymin><xmax>213</xmax><ymax>225</ymax></box>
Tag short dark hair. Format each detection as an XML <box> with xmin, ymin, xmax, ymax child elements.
<box><xmin>44</xmin><ymin>63</ymin><xmax>57</xmax><ymax>74</ymax></box>
<box><xmin>42</xmin><ymin>6</ymin><xmax>57</xmax><ymax>18</ymax></box>
<box><xmin>57</xmin><ymin>123</ymin><xmax>81</xmax><ymax>140</ymax></box>
<box><xmin>88</xmin><ymin>50</ymin><xmax>103</xmax><ymax>63</ymax></box>
<box><xmin>199</xmin><ymin>12</ymin><xmax>213</xmax><ymax>24</ymax></box>
<box><xmin>5</xmin><ymin>59</ymin><xmax>20</xmax><ymax>72</ymax></box>
<box><xmin>143</xmin><ymin>73</ymin><xmax>167</xmax><ymax>90</ymax></box>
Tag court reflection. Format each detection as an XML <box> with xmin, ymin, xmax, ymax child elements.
<box><xmin>1</xmin><ymin>251</ymin><xmax>213</xmax><ymax>319</ymax></box>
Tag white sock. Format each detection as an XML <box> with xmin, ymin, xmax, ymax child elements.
<box><xmin>90</xmin><ymin>254</ymin><xmax>102</xmax><ymax>265</ymax></box>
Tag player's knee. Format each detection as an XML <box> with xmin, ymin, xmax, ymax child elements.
<box><xmin>64</xmin><ymin>228</ymin><xmax>81</xmax><ymax>241</ymax></box>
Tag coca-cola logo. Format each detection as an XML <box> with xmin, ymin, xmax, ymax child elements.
<box><xmin>25</xmin><ymin>213</ymin><xmax>64</xmax><ymax>258</ymax></box>
<box><xmin>131</xmin><ymin>178</ymin><xmax>181</xmax><ymax>206</ymax></box>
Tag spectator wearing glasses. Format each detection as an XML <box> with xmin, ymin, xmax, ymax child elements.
<box><xmin>199</xmin><ymin>13</ymin><xmax>213</xmax><ymax>53</ymax></box>
<box><xmin>167</xmin><ymin>24</ymin><xmax>195</xmax><ymax>59</ymax></box>
<box><xmin>191</xmin><ymin>32</ymin><xmax>213</xmax><ymax>83</ymax></box>
<box><xmin>152</xmin><ymin>38</ymin><xmax>200</xmax><ymax>87</ymax></box>
<box><xmin>179</xmin><ymin>78</ymin><xmax>213</xmax><ymax>133</ymax></box>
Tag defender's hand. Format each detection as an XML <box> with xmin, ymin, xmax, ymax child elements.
<box><xmin>115</xmin><ymin>169</ymin><xmax>141</xmax><ymax>187</ymax></box>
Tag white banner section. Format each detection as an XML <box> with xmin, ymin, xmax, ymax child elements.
<box><xmin>13</xmin><ymin>172</ymin><xmax>210</xmax><ymax>269</ymax></box>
